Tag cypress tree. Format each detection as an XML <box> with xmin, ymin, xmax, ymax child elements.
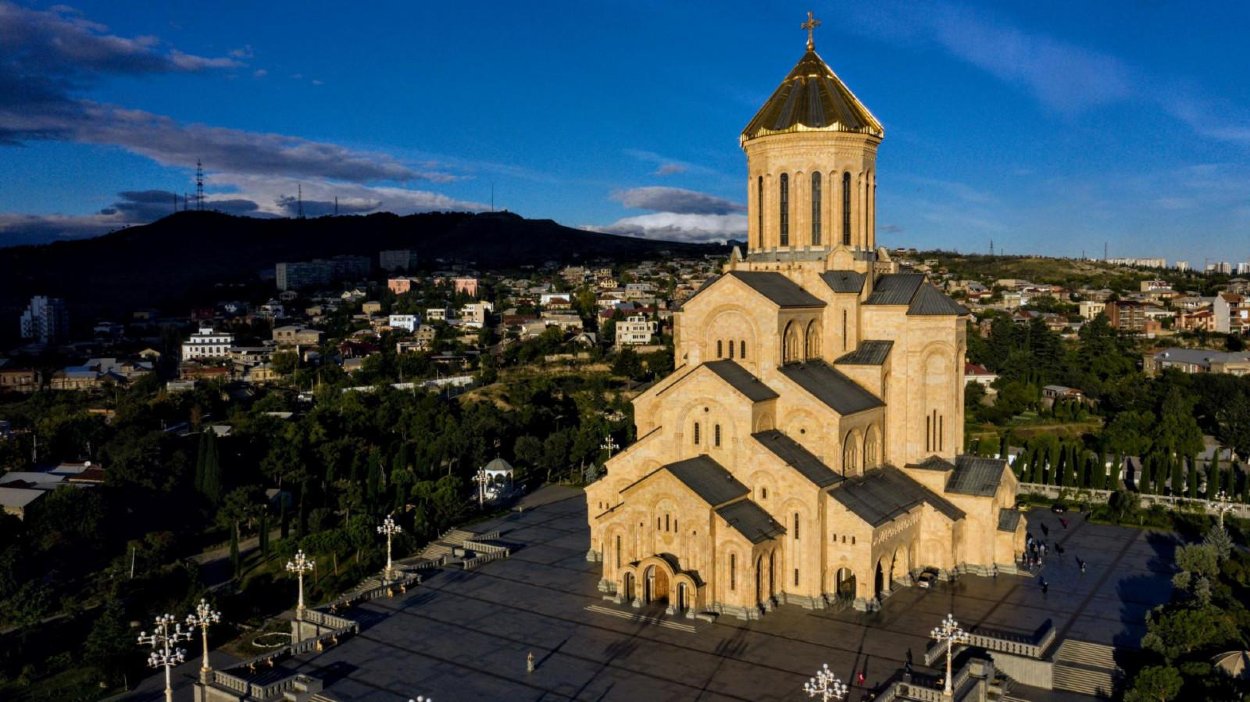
<box><xmin>1208</xmin><ymin>451</ymin><xmax>1222</xmax><ymax>501</ymax></box>
<box><xmin>1170</xmin><ymin>456</ymin><xmax>1184</xmax><ymax>497</ymax></box>
<box><xmin>279</xmin><ymin>493</ymin><xmax>290</xmax><ymax>539</ymax></box>
<box><xmin>1064</xmin><ymin>444</ymin><xmax>1079</xmax><ymax>488</ymax></box>
<box><xmin>1138</xmin><ymin>456</ymin><xmax>1152</xmax><ymax>494</ymax></box>
<box><xmin>199</xmin><ymin>431</ymin><xmax>223</xmax><ymax>505</ymax></box>
<box><xmin>1224</xmin><ymin>457</ymin><xmax>1237</xmax><ymax>497</ymax></box>
<box><xmin>1030</xmin><ymin>446</ymin><xmax>1044</xmax><ymax>484</ymax></box>
<box><xmin>229</xmin><ymin>525</ymin><xmax>240</xmax><ymax>579</ymax></box>
<box><xmin>259</xmin><ymin>508</ymin><xmax>270</xmax><ymax>559</ymax></box>
<box><xmin>1187</xmin><ymin>455</ymin><xmax>1201</xmax><ymax>498</ymax></box>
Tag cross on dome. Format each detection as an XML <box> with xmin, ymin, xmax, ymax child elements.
<box><xmin>802</xmin><ymin>11</ymin><xmax>821</xmax><ymax>50</ymax></box>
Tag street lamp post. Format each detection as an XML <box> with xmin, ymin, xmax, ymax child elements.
<box><xmin>378</xmin><ymin>514</ymin><xmax>402</xmax><ymax>580</ymax></box>
<box><xmin>138</xmin><ymin>613</ymin><xmax>192</xmax><ymax>702</ymax></box>
<box><xmin>1215</xmin><ymin>490</ymin><xmax>1234</xmax><ymax>529</ymax></box>
<box><xmin>803</xmin><ymin>662</ymin><xmax>848</xmax><ymax>701</ymax></box>
<box><xmin>286</xmin><ymin>549</ymin><xmax>315</xmax><ymax>618</ymax></box>
<box><xmin>600</xmin><ymin>434</ymin><xmax>619</xmax><ymax>461</ymax></box>
<box><xmin>185</xmin><ymin>599</ymin><xmax>221</xmax><ymax>682</ymax></box>
<box><xmin>931</xmin><ymin>613</ymin><xmax>967</xmax><ymax>698</ymax></box>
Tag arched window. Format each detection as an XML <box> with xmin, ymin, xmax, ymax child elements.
<box><xmin>843</xmin><ymin>436</ymin><xmax>859</xmax><ymax>476</ymax></box>
<box><xmin>864</xmin><ymin>427</ymin><xmax>880</xmax><ymax>468</ymax></box>
<box><xmin>714</xmin><ymin>424</ymin><xmax>722</xmax><ymax>447</ymax></box>
<box><xmin>842</xmin><ymin>171</ymin><xmax>852</xmax><ymax>246</ymax></box>
<box><xmin>728</xmin><ymin>340</ymin><xmax>735</xmax><ymax>359</ymax></box>
<box><xmin>730</xmin><ymin>553</ymin><xmax>737</xmax><ymax>591</ymax></box>
<box><xmin>783</xmin><ymin>321</ymin><xmax>801</xmax><ymax>363</ymax></box>
<box><xmin>811</xmin><ymin>172</ymin><xmax>822</xmax><ymax>245</ymax></box>
<box><xmin>805</xmin><ymin>321</ymin><xmax>821</xmax><ymax>359</ymax></box>
<box><xmin>694</xmin><ymin>422</ymin><xmax>701</xmax><ymax>446</ymax></box>
<box><xmin>793</xmin><ymin>513</ymin><xmax>800</xmax><ymax>540</ymax></box>
<box><xmin>757</xmin><ymin>176</ymin><xmax>764</xmax><ymax>248</ymax></box>
<box><xmin>842</xmin><ymin>310</ymin><xmax>848</xmax><ymax>351</ymax></box>
<box><xmin>716</xmin><ymin>339</ymin><xmax>723</xmax><ymax>358</ymax></box>
<box><xmin>740</xmin><ymin>340</ymin><xmax>746</xmax><ymax>359</ymax></box>
<box><xmin>779</xmin><ymin>173</ymin><xmax>790</xmax><ymax>246</ymax></box>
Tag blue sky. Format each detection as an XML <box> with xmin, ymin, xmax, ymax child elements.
<box><xmin>1</xmin><ymin>1</ymin><xmax>1248</xmax><ymax>265</ymax></box>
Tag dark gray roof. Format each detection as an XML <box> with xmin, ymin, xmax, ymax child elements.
<box><xmin>834</xmin><ymin>340</ymin><xmax>893</xmax><ymax>365</ymax></box>
<box><xmin>863</xmin><ymin>274</ymin><xmax>965</xmax><ymax>316</ymax></box>
<box><xmin>906</xmin><ymin>455</ymin><xmax>955</xmax><ymax>472</ymax></box>
<box><xmin>726</xmin><ymin>271</ymin><xmax>825</xmax><ymax>308</ymax></box>
<box><xmin>704</xmin><ymin>361</ymin><xmax>779</xmax><ymax>402</ymax></box>
<box><xmin>752</xmin><ymin>430</ymin><xmax>842</xmax><ymax>487</ymax></box>
<box><xmin>716</xmin><ymin>500</ymin><xmax>786</xmax><ymax>543</ymax></box>
<box><xmin>865</xmin><ymin>273</ymin><xmax>924</xmax><ymax>305</ymax></box>
<box><xmin>998</xmin><ymin>508</ymin><xmax>1022</xmax><ymax>533</ymax></box>
<box><xmin>778</xmin><ymin>361</ymin><xmax>883</xmax><ymax>415</ymax></box>
<box><xmin>908</xmin><ymin>283</ymin><xmax>968</xmax><ymax>316</ymax></box>
<box><xmin>821</xmin><ymin>270</ymin><xmax>866</xmax><ymax>294</ymax></box>
<box><xmin>665</xmin><ymin>456</ymin><xmax>749</xmax><ymax>507</ymax></box>
<box><xmin>946</xmin><ymin>456</ymin><xmax>1008</xmax><ymax>497</ymax></box>
<box><xmin>830</xmin><ymin>466</ymin><xmax>965</xmax><ymax>526</ymax></box>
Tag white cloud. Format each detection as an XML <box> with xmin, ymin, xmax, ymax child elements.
<box><xmin>611</xmin><ymin>186</ymin><xmax>744</xmax><ymax>215</ymax></box>
<box><xmin>588</xmin><ymin>213</ymin><xmax>747</xmax><ymax>243</ymax></box>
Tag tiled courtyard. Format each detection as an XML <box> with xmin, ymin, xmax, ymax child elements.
<box><xmin>129</xmin><ymin>488</ymin><xmax>1178</xmax><ymax>701</ymax></box>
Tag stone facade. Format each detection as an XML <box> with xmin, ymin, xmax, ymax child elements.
<box><xmin>585</xmin><ymin>33</ymin><xmax>1025</xmax><ymax>617</ymax></box>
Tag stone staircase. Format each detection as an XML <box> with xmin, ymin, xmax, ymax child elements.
<box><xmin>441</xmin><ymin>528</ymin><xmax>477</xmax><ymax>547</ymax></box>
<box><xmin>1052</xmin><ymin>640</ymin><xmax>1118</xmax><ymax>697</ymax></box>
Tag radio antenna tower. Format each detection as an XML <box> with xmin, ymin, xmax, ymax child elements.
<box><xmin>195</xmin><ymin>160</ymin><xmax>205</xmax><ymax>211</ymax></box>
<box><xmin>297</xmin><ymin>184</ymin><xmax>305</xmax><ymax>219</ymax></box>
<box><xmin>334</xmin><ymin>196</ymin><xmax>339</xmax><ymax>216</ymax></box>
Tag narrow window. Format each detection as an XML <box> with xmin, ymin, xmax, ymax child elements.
<box><xmin>615</xmin><ymin>535</ymin><xmax>621</xmax><ymax>568</ymax></box>
<box><xmin>730</xmin><ymin>553</ymin><xmax>737</xmax><ymax>590</ymax></box>
<box><xmin>852</xmin><ymin>536</ymin><xmax>856</xmax><ymax>545</ymax></box>
<box><xmin>665</xmin><ymin>514</ymin><xmax>670</xmax><ymax>531</ymax></box>
<box><xmin>694</xmin><ymin>422</ymin><xmax>701</xmax><ymax>445</ymax></box>
<box><xmin>728</xmin><ymin>340</ymin><xmax>734</xmax><ymax>359</ymax></box>
<box><xmin>757</xmin><ymin>176</ymin><xmax>764</xmax><ymax>248</ymax></box>
<box><xmin>793</xmin><ymin>513</ymin><xmax>800</xmax><ymax>539</ymax></box>
<box><xmin>658</xmin><ymin>516</ymin><xmax>662</xmax><ymax>530</ymax></box>
<box><xmin>714</xmin><ymin>424</ymin><xmax>722</xmax><ymax>447</ymax></box>
<box><xmin>842</xmin><ymin>172</ymin><xmax>852</xmax><ymax>245</ymax></box>
<box><xmin>675</xmin><ymin>519</ymin><xmax>678</xmax><ymax>532</ymax></box>
<box><xmin>779</xmin><ymin>173</ymin><xmax>790</xmax><ymax>246</ymax></box>
<box><xmin>716</xmin><ymin>339</ymin><xmax>723</xmax><ymax>358</ymax></box>
<box><xmin>939</xmin><ymin>415</ymin><xmax>944</xmax><ymax>452</ymax></box>
<box><xmin>926</xmin><ymin>415</ymin><xmax>931</xmax><ymax>452</ymax></box>
<box><xmin>794</xmin><ymin>568</ymin><xmax>800</xmax><ymax>587</ymax></box>
<box><xmin>740</xmin><ymin>340</ymin><xmax>746</xmax><ymax>358</ymax></box>
<box><xmin>811</xmin><ymin>172</ymin><xmax>822</xmax><ymax>245</ymax></box>
<box><xmin>842</xmin><ymin>310</ymin><xmax>848</xmax><ymax>351</ymax></box>
<box><xmin>762</xmin><ymin>487</ymin><xmax>768</xmax><ymax>500</ymax></box>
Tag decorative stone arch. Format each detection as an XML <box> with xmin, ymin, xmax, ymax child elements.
<box><xmin>804</xmin><ymin>319</ymin><xmax>822</xmax><ymax>360</ymax></box>
<box><xmin>890</xmin><ymin>544</ymin><xmax>911</xmax><ymax>587</ymax></box>
<box><xmin>704</xmin><ymin>305</ymin><xmax>759</xmax><ymax>365</ymax></box>
<box><xmin>782</xmin><ymin>320</ymin><xmax>802</xmax><ymax>364</ymax></box>
<box><xmin>752</xmin><ymin>411</ymin><xmax>775</xmax><ymax>433</ymax></box>
<box><xmin>863</xmin><ymin>424</ymin><xmax>881</xmax><ymax>470</ymax></box>
<box><xmin>831</xmin><ymin>555</ymin><xmax>857</xmax><ymax>600</ymax></box>
<box><xmin>749</xmin><ymin>469</ymin><xmax>777</xmax><ymax>504</ymax></box>
<box><xmin>919</xmin><ymin>342</ymin><xmax>957</xmax><ymax>454</ymax></box>
<box><xmin>780</xmin><ymin>408</ymin><xmax>820</xmax><ymax>442</ymax></box>
<box><xmin>842</xmin><ymin>428</ymin><xmax>863</xmax><ymax>476</ymax></box>
<box><xmin>668</xmin><ymin>395</ymin><xmax>731</xmax><ymax>453</ymax></box>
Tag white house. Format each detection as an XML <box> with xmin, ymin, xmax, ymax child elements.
<box><xmin>181</xmin><ymin>326</ymin><xmax>234</xmax><ymax>360</ymax></box>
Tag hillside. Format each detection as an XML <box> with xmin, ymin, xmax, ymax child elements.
<box><xmin>0</xmin><ymin>210</ymin><xmax>727</xmax><ymax>333</ymax></box>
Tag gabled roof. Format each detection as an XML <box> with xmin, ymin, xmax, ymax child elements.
<box><xmin>778</xmin><ymin>361</ymin><xmax>883</xmax><ymax>415</ymax></box>
<box><xmin>830</xmin><ymin>466</ymin><xmax>965</xmax><ymax>527</ymax></box>
<box><xmin>946</xmin><ymin>456</ymin><xmax>1008</xmax><ymax>497</ymax></box>
<box><xmin>821</xmin><ymin>270</ymin><xmax>866</xmax><ymax>294</ymax></box>
<box><xmin>752</xmin><ymin>430</ymin><xmax>842</xmax><ymax>487</ymax></box>
<box><xmin>725</xmin><ymin>271</ymin><xmax>825</xmax><ymax>308</ymax></box>
<box><xmin>665</xmin><ymin>456</ymin><xmax>749</xmax><ymax>507</ymax></box>
<box><xmin>865</xmin><ymin>274</ymin><xmax>924</xmax><ymax>305</ymax></box>
<box><xmin>717</xmin><ymin>500</ymin><xmax>786</xmax><ymax>543</ymax></box>
<box><xmin>864</xmin><ymin>274</ymin><xmax>966</xmax><ymax>316</ymax></box>
<box><xmin>907</xmin><ymin>455</ymin><xmax>956</xmax><ymax>472</ymax></box>
<box><xmin>908</xmin><ymin>283</ymin><xmax>968</xmax><ymax>316</ymax></box>
<box><xmin>741</xmin><ymin>49</ymin><xmax>883</xmax><ymax>142</ymax></box>
<box><xmin>834</xmin><ymin>340</ymin><xmax>893</xmax><ymax>366</ymax></box>
<box><xmin>998</xmin><ymin>508</ymin><xmax>1022</xmax><ymax>533</ymax></box>
<box><xmin>703</xmin><ymin>360</ymin><xmax>779</xmax><ymax>402</ymax></box>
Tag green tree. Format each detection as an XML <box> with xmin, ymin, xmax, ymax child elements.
<box><xmin>84</xmin><ymin>597</ymin><xmax>133</xmax><ymax>685</ymax></box>
<box><xmin>1142</xmin><ymin>605</ymin><xmax>1236</xmax><ymax>660</ymax></box>
<box><xmin>1154</xmin><ymin>387</ymin><xmax>1204</xmax><ymax>459</ymax></box>
<box><xmin>1123</xmin><ymin>665</ymin><xmax>1182</xmax><ymax>702</ymax></box>
<box><xmin>196</xmin><ymin>430</ymin><xmax>223</xmax><ymax>505</ymax></box>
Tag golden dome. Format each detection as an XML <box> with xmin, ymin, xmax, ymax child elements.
<box><xmin>741</xmin><ymin>48</ymin><xmax>884</xmax><ymax>144</ymax></box>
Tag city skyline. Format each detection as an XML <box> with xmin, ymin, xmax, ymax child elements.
<box><xmin>1</xmin><ymin>1</ymin><xmax>1248</xmax><ymax>265</ymax></box>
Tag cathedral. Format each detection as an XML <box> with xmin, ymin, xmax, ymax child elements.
<box><xmin>585</xmin><ymin>20</ymin><xmax>1026</xmax><ymax>617</ymax></box>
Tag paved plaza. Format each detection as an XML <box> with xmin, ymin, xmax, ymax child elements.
<box><xmin>128</xmin><ymin>488</ymin><xmax>1178</xmax><ymax>701</ymax></box>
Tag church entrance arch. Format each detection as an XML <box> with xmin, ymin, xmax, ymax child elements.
<box><xmin>836</xmin><ymin>568</ymin><xmax>856</xmax><ymax>599</ymax></box>
<box><xmin>622</xmin><ymin>572</ymin><xmax>635</xmax><ymax>603</ymax></box>
<box><xmin>643</xmin><ymin>565</ymin><xmax>670</xmax><ymax>605</ymax></box>
<box><xmin>874</xmin><ymin>558</ymin><xmax>886</xmax><ymax>598</ymax></box>
<box><xmin>677</xmin><ymin>582</ymin><xmax>688</xmax><ymax>612</ymax></box>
